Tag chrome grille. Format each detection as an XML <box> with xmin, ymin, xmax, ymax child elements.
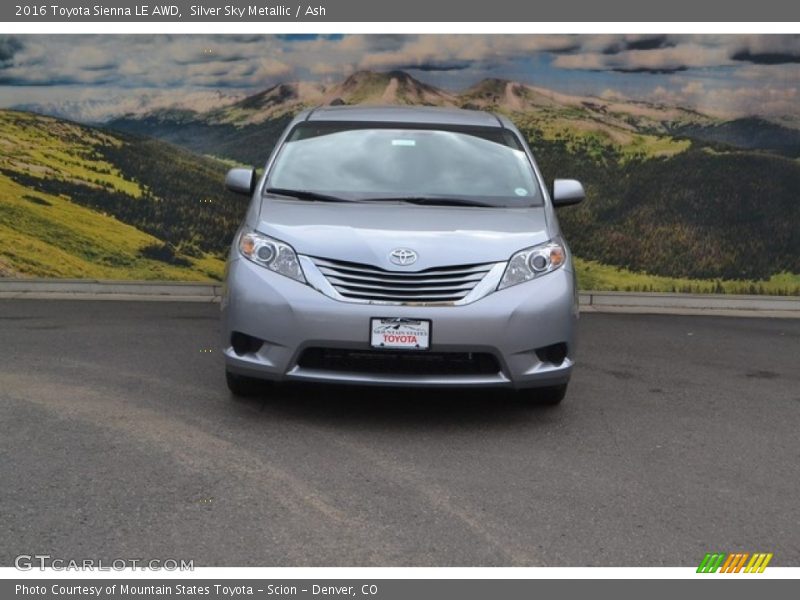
<box><xmin>310</xmin><ymin>257</ymin><xmax>494</xmax><ymax>303</ymax></box>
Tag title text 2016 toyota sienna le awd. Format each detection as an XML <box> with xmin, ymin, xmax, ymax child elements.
<box><xmin>221</xmin><ymin>106</ymin><xmax>585</xmax><ymax>405</ymax></box>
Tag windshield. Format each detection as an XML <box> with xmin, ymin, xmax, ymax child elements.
<box><xmin>265</xmin><ymin>123</ymin><xmax>542</xmax><ymax>207</ymax></box>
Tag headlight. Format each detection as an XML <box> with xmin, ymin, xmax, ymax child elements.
<box><xmin>238</xmin><ymin>231</ymin><xmax>306</xmax><ymax>283</ymax></box>
<box><xmin>498</xmin><ymin>238</ymin><xmax>567</xmax><ymax>290</ymax></box>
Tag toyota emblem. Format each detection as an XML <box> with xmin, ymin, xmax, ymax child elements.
<box><xmin>389</xmin><ymin>248</ymin><xmax>418</xmax><ymax>266</ymax></box>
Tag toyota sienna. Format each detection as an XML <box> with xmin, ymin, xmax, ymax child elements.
<box><xmin>221</xmin><ymin>106</ymin><xmax>585</xmax><ymax>404</ymax></box>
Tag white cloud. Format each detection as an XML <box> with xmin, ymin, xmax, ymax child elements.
<box><xmin>554</xmin><ymin>44</ymin><xmax>732</xmax><ymax>73</ymax></box>
<box><xmin>0</xmin><ymin>34</ymin><xmax>583</xmax><ymax>89</ymax></box>
<box><xmin>1</xmin><ymin>34</ymin><xmax>799</xmax><ymax>120</ymax></box>
<box><xmin>2</xmin><ymin>86</ymin><xmax>246</xmax><ymax>122</ymax></box>
<box><xmin>646</xmin><ymin>81</ymin><xmax>799</xmax><ymax>118</ymax></box>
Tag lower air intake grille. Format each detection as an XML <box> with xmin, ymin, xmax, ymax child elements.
<box><xmin>297</xmin><ymin>348</ymin><xmax>501</xmax><ymax>377</ymax></box>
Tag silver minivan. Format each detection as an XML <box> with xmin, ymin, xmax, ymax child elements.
<box><xmin>221</xmin><ymin>106</ymin><xmax>584</xmax><ymax>404</ymax></box>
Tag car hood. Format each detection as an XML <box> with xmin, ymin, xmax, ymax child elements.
<box><xmin>256</xmin><ymin>198</ymin><xmax>551</xmax><ymax>271</ymax></box>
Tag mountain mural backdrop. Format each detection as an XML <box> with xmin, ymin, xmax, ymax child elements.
<box><xmin>1</xmin><ymin>38</ymin><xmax>799</xmax><ymax>293</ymax></box>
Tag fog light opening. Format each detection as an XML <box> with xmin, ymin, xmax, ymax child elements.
<box><xmin>231</xmin><ymin>331</ymin><xmax>264</xmax><ymax>356</ymax></box>
<box><xmin>535</xmin><ymin>342</ymin><xmax>568</xmax><ymax>365</ymax></box>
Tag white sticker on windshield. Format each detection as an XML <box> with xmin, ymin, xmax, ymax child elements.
<box><xmin>515</xmin><ymin>187</ymin><xmax>528</xmax><ymax>196</ymax></box>
<box><xmin>392</xmin><ymin>139</ymin><xmax>416</xmax><ymax>146</ymax></box>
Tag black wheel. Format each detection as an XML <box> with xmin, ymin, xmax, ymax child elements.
<box><xmin>225</xmin><ymin>369</ymin><xmax>266</xmax><ymax>397</ymax></box>
<box><xmin>518</xmin><ymin>383</ymin><xmax>568</xmax><ymax>406</ymax></box>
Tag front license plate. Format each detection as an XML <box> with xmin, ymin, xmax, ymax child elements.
<box><xmin>370</xmin><ymin>318</ymin><xmax>430</xmax><ymax>350</ymax></box>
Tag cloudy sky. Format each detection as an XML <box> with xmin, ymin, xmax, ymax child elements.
<box><xmin>1</xmin><ymin>34</ymin><xmax>799</xmax><ymax>121</ymax></box>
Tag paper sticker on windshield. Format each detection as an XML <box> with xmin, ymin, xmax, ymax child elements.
<box><xmin>515</xmin><ymin>187</ymin><xmax>528</xmax><ymax>196</ymax></box>
<box><xmin>392</xmin><ymin>139</ymin><xmax>416</xmax><ymax>146</ymax></box>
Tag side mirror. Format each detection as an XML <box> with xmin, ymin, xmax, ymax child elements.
<box><xmin>225</xmin><ymin>168</ymin><xmax>256</xmax><ymax>195</ymax></box>
<box><xmin>552</xmin><ymin>179</ymin><xmax>585</xmax><ymax>207</ymax></box>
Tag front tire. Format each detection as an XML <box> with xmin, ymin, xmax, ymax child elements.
<box><xmin>225</xmin><ymin>369</ymin><xmax>266</xmax><ymax>397</ymax></box>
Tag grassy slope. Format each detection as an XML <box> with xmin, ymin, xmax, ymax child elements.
<box><xmin>575</xmin><ymin>258</ymin><xmax>800</xmax><ymax>296</ymax></box>
<box><xmin>510</xmin><ymin>110</ymin><xmax>799</xmax><ymax>294</ymax></box>
<box><xmin>511</xmin><ymin>109</ymin><xmax>691</xmax><ymax>163</ymax></box>
<box><xmin>4</xmin><ymin>107</ymin><xmax>797</xmax><ymax>294</ymax></box>
<box><xmin>0</xmin><ymin>110</ymin><xmax>224</xmax><ymax>280</ymax></box>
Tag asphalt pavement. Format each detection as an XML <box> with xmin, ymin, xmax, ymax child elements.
<box><xmin>1</xmin><ymin>300</ymin><xmax>798</xmax><ymax>567</ymax></box>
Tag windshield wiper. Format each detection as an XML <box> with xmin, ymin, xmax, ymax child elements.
<box><xmin>265</xmin><ymin>187</ymin><xmax>355</xmax><ymax>203</ymax></box>
<box><xmin>362</xmin><ymin>196</ymin><xmax>495</xmax><ymax>208</ymax></box>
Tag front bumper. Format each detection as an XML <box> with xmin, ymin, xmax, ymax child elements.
<box><xmin>221</xmin><ymin>257</ymin><xmax>578</xmax><ymax>389</ymax></box>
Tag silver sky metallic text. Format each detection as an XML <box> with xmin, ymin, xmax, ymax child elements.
<box><xmin>191</xmin><ymin>5</ymin><xmax>291</xmax><ymax>17</ymax></box>
<box><xmin>189</xmin><ymin>5</ymin><xmax>326</xmax><ymax>17</ymax></box>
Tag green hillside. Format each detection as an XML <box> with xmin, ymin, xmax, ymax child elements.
<box><xmin>0</xmin><ymin>110</ymin><xmax>243</xmax><ymax>280</ymax></box>
<box><xmin>523</xmin><ymin>130</ymin><xmax>800</xmax><ymax>281</ymax></box>
<box><xmin>5</xmin><ymin>69</ymin><xmax>800</xmax><ymax>295</ymax></box>
<box><xmin>574</xmin><ymin>258</ymin><xmax>800</xmax><ymax>296</ymax></box>
<box><xmin>671</xmin><ymin>117</ymin><xmax>800</xmax><ymax>158</ymax></box>
<box><xmin>106</xmin><ymin>71</ymin><xmax>800</xmax><ymax>292</ymax></box>
<box><xmin>109</xmin><ymin>111</ymin><xmax>293</xmax><ymax>167</ymax></box>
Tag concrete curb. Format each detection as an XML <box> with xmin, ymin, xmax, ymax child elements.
<box><xmin>577</xmin><ymin>291</ymin><xmax>800</xmax><ymax>318</ymax></box>
<box><xmin>0</xmin><ymin>279</ymin><xmax>221</xmax><ymax>302</ymax></box>
<box><xmin>1</xmin><ymin>280</ymin><xmax>799</xmax><ymax>317</ymax></box>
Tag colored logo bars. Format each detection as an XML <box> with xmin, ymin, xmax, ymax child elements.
<box><xmin>697</xmin><ymin>552</ymin><xmax>773</xmax><ymax>573</ymax></box>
